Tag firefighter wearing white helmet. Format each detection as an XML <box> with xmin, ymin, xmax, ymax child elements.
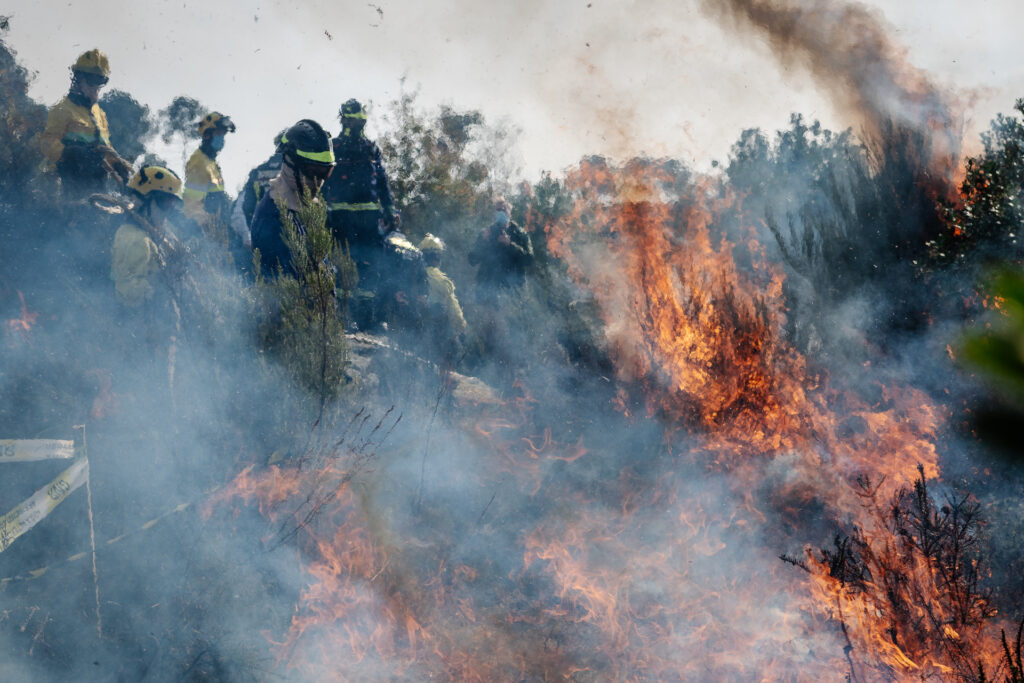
<box><xmin>419</xmin><ymin>233</ymin><xmax>467</xmax><ymax>361</ymax></box>
<box><xmin>39</xmin><ymin>49</ymin><xmax>132</xmax><ymax>196</ymax></box>
<box><xmin>184</xmin><ymin>111</ymin><xmax>236</xmax><ymax>231</ymax></box>
<box><xmin>111</xmin><ymin>166</ymin><xmax>185</xmax><ymax>307</ymax></box>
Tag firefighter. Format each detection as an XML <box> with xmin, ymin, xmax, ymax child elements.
<box><xmin>39</xmin><ymin>49</ymin><xmax>132</xmax><ymax>197</ymax></box>
<box><xmin>184</xmin><ymin>112</ymin><xmax>235</xmax><ymax>231</ymax></box>
<box><xmin>468</xmin><ymin>197</ymin><xmax>534</xmax><ymax>293</ymax></box>
<box><xmin>111</xmin><ymin>166</ymin><xmax>185</xmax><ymax>308</ymax></box>
<box><xmin>419</xmin><ymin>233</ymin><xmax>467</xmax><ymax>364</ymax></box>
<box><xmin>323</xmin><ymin>99</ymin><xmax>396</xmax><ymax>251</ymax></box>
<box><xmin>250</xmin><ymin>119</ymin><xmax>335</xmax><ymax>276</ymax></box>
<box><xmin>230</xmin><ymin>129</ymin><xmax>285</xmax><ymax>247</ymax></box>
<box><xmin>323</xmin><ymin>99</ymin><xmax>412</xmax><ymax>329</ymax></box>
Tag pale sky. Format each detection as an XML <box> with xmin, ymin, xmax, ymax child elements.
<box><xmin>4</xmin><ymin>0</ymin><xmax>1023</xmax><ymax>192</ymax></box>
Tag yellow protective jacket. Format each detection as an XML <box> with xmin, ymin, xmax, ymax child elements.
<box><xmin>184</xmin><ymin>148</ymin><xmax>227</xmax><ymax>225</ymax></box>
<box><xmin>111</xmin><ymin>222</ymin><xmax>161</xmax><ymax>307</ymax></box>
<box><xmin>425</xmin><ymin>266</ymin><xmax>467</xmax><ymax>336</ymax></box>
<box><xmin>39</xmin><ymin>95</ymin><xmax>114</xmax><ymax>173</ymax></box>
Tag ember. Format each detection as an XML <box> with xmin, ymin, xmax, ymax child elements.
<box><xmin>4</xmin><ymin>290</ymin><xmax>37</xmax><ymax>346</ymax></box>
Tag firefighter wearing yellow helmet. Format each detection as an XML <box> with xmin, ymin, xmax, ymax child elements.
<box><xmin>419</xmin><ymin>233</ymin><xmax>467</xmax><ymax>362</ymax></box>
<box><xmin>39</xmin><ymin>49</ymin><xmax>133</xmax><ymax>196</ymax></box>
<box><xmin>111</xmin><ymin>166</ymin><xmax>185</xmax><ymax>307</ymax></box>
<box><xmin>184</xmin><ymin>112</ymin><xmax>235</xmax><ymax>232</ymax></box>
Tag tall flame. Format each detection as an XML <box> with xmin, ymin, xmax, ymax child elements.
<box><xmin>211</xmin><ymin>157</ymin><xmax>1011</xmax><ymax>680</ymax></box>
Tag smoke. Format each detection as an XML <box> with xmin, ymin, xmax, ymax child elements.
<box><xmin>2</xmin><ymin>18</ymin><xmax>1022</xmax><ymax>680</ymax></box>
<box><xmin>702</xmin><ymin>0</ymin><xmax>962</xmax><ymax>185</ymax></box>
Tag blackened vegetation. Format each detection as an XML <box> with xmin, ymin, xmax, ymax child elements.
<box><xmin>784</xmin><ymin>466</ymin><xmax>1019</xmax><ymax>682</ymax></box>
<box><xmin>0</xmin><ymin>29</ymin><xmax>1024</xmax><ymax>680</ymax></box>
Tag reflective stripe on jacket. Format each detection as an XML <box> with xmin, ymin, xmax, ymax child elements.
<box><xmin>39</xmin><ymin>96</ymin><xmax>112</xmax><ymax>172</ymax></box>
<box><xmin>184</xmin><ymin>148</ymin><xmax>226</xmax><ymax>223</ymax></box>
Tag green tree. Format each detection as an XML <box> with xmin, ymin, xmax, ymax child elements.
<box><xmin>258</xmin><ymin>191</ymin><xmax>354</xmax><ymax>424</ymax></box>
<box><xmin>100</xmin><ymin>89</ymin><xmax>154</xmax><ymax>164</ymax></box>
<box><xmin>937</xmin><ymin>99</ymin><xmax>1024</xmax><ymax>266</ymax></box>
<box><xmin>158</xmin><ymin>95</ymin><xmax>205</xmax><ymax>168</ymax></box>
<box><xmin>0</xmin><ymin>36</ymin><xmax>46</xmax><ymax>199</ymax></box>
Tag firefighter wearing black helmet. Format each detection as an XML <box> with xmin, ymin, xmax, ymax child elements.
<box><xmin>250</xmin><ymin>119</ymin><xmax>335</xmax><ymax>276</ymax></box>
<box><xmin>323</xmin><ymin>99</ymin><xmax>396</xmax><ymax>247</ymax></box>
<box><xmin>323</xmin><ymin>99</ymin><xmax>419</xmax><ymax>330</ymax></box>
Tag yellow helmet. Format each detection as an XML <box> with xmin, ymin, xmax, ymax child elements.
<box><xmin>72</xmin><ymin>49</ymin><xmax>111</xmax><ymax>77</ymax></box>
<box><xmin>197</xmin><ymin>112</ymin><xmax>236</xmax><ymax>136</ymax></box>
<box><xmin>419</xmin><ymin>233</ymin><xmax>445</xmax><ymax>253</ymax></box>
<box><xmin>128</xmin><ymin>166</ymin><xmax>183</xmax><ymax>202</ymax></box>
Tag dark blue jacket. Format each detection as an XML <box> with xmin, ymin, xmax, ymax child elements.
<box><xmin>323</xmin><ymin>133</ymin><xmax>394</xmax><ymax>215</ymax></box>
<box><xmin>241</xmin><ymin>152</ymin><xmax>283</xmax><ymax>228</ymax></box>
<box><xmin>251</xmin><ymin>192</ymin><xmax>302</xmax><ymax>277</ymax></box>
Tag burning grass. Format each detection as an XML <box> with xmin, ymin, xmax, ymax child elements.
<box><xmin>202</xmin><ymin>155</ymin><xmax>1023</xmax><ymax>680</ymax></box>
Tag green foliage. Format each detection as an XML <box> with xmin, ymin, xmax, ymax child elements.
<box><xmin>100</xmin><ymin>89</ymin><xmax>153</xmax><ymax>163</ymax></box>
<box><xmin>377</xmin><ymin>88</ymin><xmax>496</xmax><ymax>233</ymax></box>
<box><xmin>730</xmin><ymin>116</ymin><xmax>941</xmax><ymax>298</ymax></box>
<box><xmin>158</xmin><ymin>95</ymin><xmax>204</xmax><ymax>143</ymax></box>
<box><xmin>0</xmin><ymin>37</ymin><xmax>46</xmax><ymax>198</ymax></box>
<box><xmin>159</xmin><ymin>95</ymin><xmax>205</xmax><ymax>167</ymax></box>
<box><xmin>962</xmin><ymin>269</ymin><xmax>1024</xmax><ymax>404</ymax></box>
<box><xmin>937</xmin><ymin>99</ymin><xmax>1024</xmax><ymax>265</ymax></box>
<box><xmin>258</xmin><ymin>191</ymin><xmax>354</xmax><ymax>421</ymax></box>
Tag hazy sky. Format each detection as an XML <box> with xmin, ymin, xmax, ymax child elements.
<box><xmin>4</xmin><ymin>0</ymin><xmax>1023</xmax><ymax>192</ymax></box>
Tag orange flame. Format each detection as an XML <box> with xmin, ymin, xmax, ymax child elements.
<box><xmin>5</xmin><ymin>290</ymin><xmax>38</xmax><ymax>346</ymax></box>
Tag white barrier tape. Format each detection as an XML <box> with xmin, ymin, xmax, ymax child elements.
<box><xmin>0</xmin><ymin>501</ymin><xmax>193</xmax><ymax>586</ymax></box>
<box><xmin>0</xmin><ymin>440</ymin><xmax>75</xmax><ymax>463</ymax></box>
<box><xmin>0</xmin><ymin>459</ymin><xmax>89</xmax><ymax>553</ymax></box>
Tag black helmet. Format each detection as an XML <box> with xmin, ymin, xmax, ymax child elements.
<box><xmin>339</xmin><ymin>99</ymin><xmax>367</xmax><ymax>122</ymax></box>
<box><xmin>278</xmin><ymin>119</ymin><xmax>335</xmax><ymax>167</ymax></box>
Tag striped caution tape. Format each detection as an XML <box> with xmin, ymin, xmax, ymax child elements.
<box><xmin>0</xmin><ymin>440</ymin><xmax>75</xmax><ymax>463</ymax></box>
<box><xmin>0</xmin><ymin>500</ymin><xmax>194</xmax><ymax>587</ymax></box>
<box><xmin>0</xmin><ymin>459</ymin><xmax>89</xmax><ymax>554</ymax></box>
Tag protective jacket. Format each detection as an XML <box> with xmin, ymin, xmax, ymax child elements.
<box><xmin>250</xmin><ymin>163</ymin><xmax>314</xmax><ymax>277</ymax></box>
<box><xmin>468</xmin><ymin>219</ymin><xmax>534</xmax><ymax>289</ymax></box>
<box><xmin>111</xmin><ymin>222</ymin><xmax>161</xmax><ymax>307</ymax></box>
<box><xmin>323</xmin><ymin>133</ymin><xmax>394</xmax><ymax>221</ymax></box>
<box><xmin>184</xmin><ymin>147</ymin><xmax>228</xmax><ymax>226</ymax></box>
<box><xmin>40</xmin><ymin>93</ymin><xmax>119</xmax><ymax>188</ymax></box>
<box><xmin>425</xmin><ymin>265</ymin><xmax>467</xmax><ymax>336</ymax></box>
<box><xmin>241</xmin><ymin>152</ymin><xmax>283</xmax><ymax>228</ymax></box>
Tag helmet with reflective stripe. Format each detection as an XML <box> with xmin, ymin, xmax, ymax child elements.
<box><xmin>279</xmin><ymin>119</ymin><xmax>335</xmax><ymax>167</ymax></box>
<box><xmin>197</xmin><ymin>112</ymin><xmax>236</xmax><ymax>136</ymax></box>
<box><xmin>72</xmin><ymin>49</ymin><xmax>111</xmax><ymax>77</ymax></box>
<box><xmin>339</xmin><ymin>98</ymin><xmax>367</xmax><ymax>121</ymax></box>
<box><xmin>419</xmin><ymin>234</ymin><xmax>445</xmax><ymax>254</ymax></box>
<box><xmin>128</xmin><ymin>166</ymin><xmax>184</xmax><ymax>202</ymax></box>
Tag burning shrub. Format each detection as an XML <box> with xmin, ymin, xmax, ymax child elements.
<box><xmin>937</xmin><ymin>98</ymin><xmax>1024</xmax><ymax>268</ymax></box>
<box><xmin>786</xmin><ymin>466</ymin><xmax>1015</xmax><ymax>681</ymax></box>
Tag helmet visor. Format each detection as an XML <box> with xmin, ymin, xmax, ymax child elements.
<box><xmin>77</xmin><ymin>72</ymin><xmax>109</xmax><ymax>87</ymax></box>
<box><xmin>299</xmin><ymin>163</ymin><xmax>334</xmax><ymax>185</ymax></box>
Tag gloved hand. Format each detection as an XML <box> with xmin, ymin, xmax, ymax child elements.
<box><xmin>107</xmin><ymin>152</ymin><xmax>134</xmax><ymax>186</ymax></box>
<box><xmin>57</xmin><ymin>143</ymin><xmax>107</xmax><ymax>180</ymax></box>
<box><xmin>204</xmin><ymin>191</ymin><xmax>232</xmax><ymax>217</ymax></box>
